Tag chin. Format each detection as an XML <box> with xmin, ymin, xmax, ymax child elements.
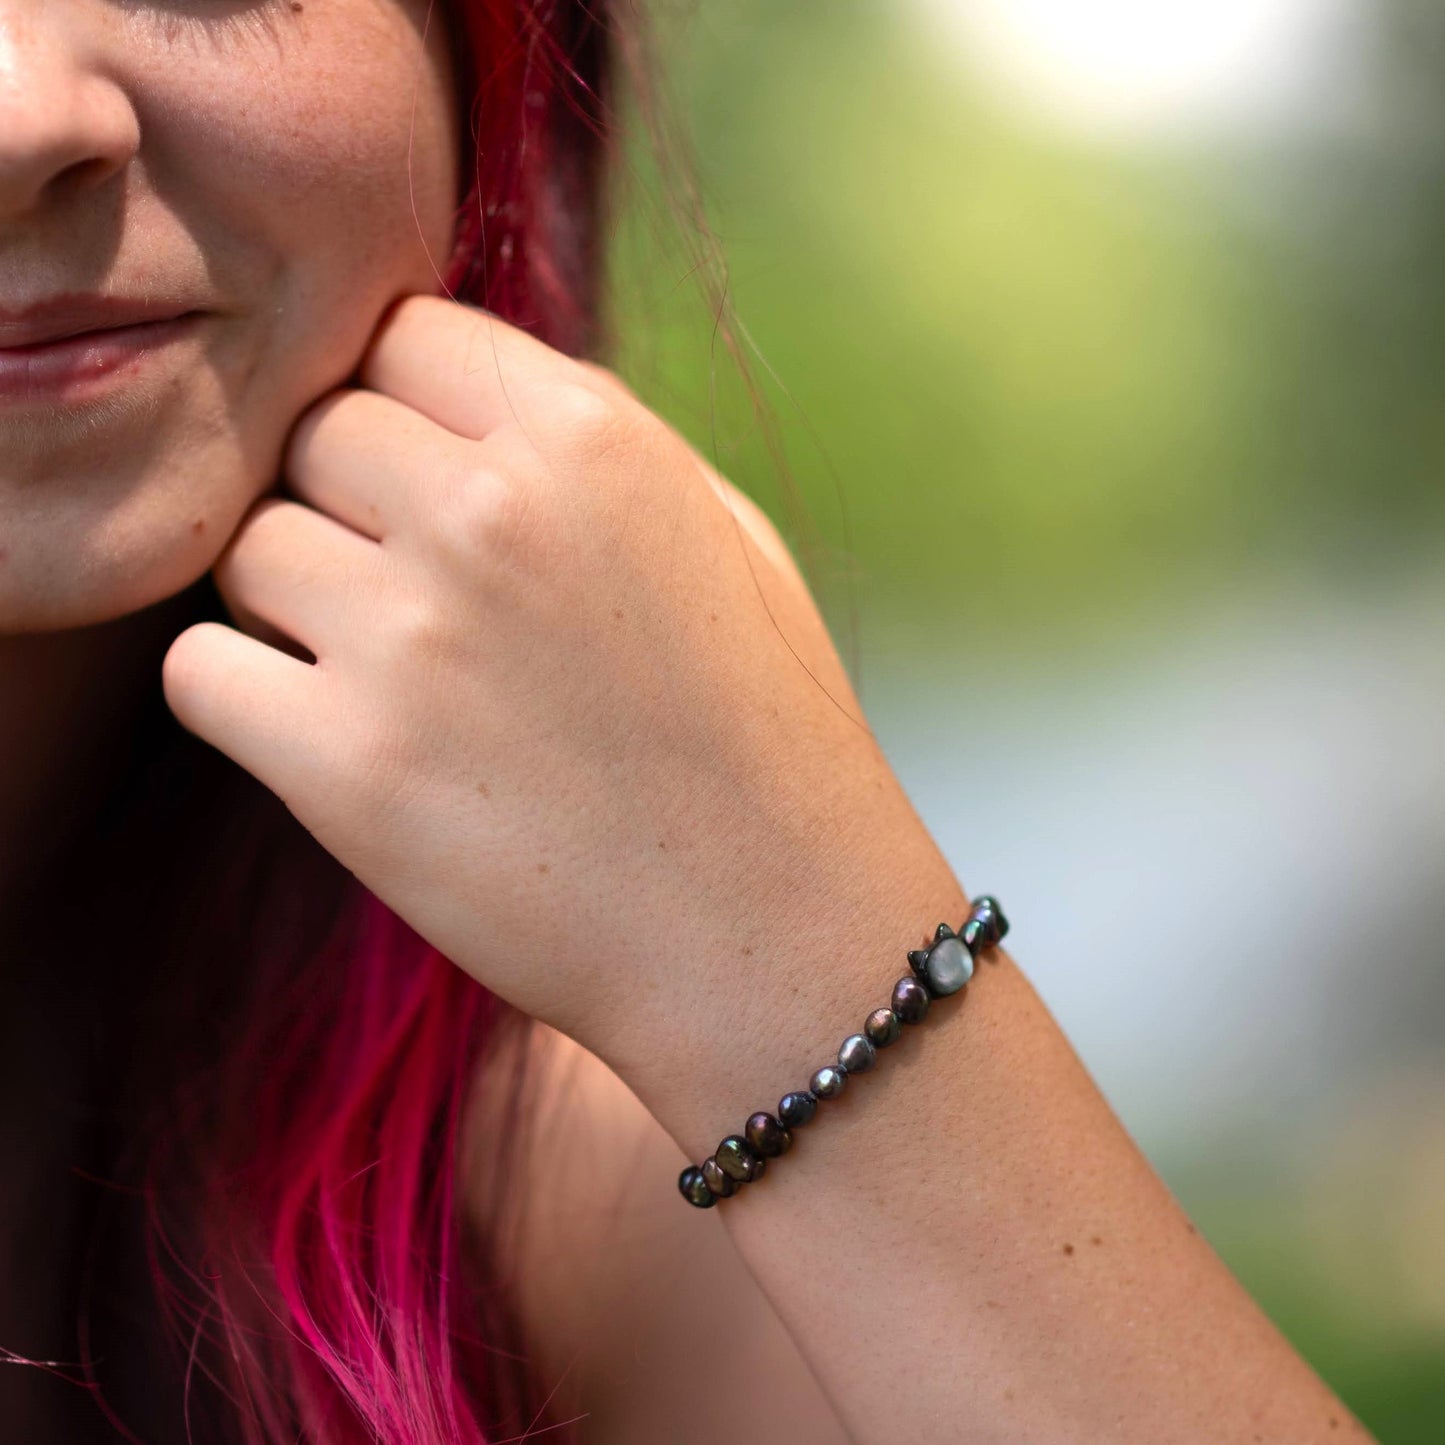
<box><xmin>0</xmin><ymin>452</ymin><xmax>272</xmax><ymax>638</ymax></box>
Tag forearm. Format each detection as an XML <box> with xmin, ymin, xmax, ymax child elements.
<box><xmin>616</xmin><ymin>846</ymin><xmax>1373</xmax><ymax>1445</ymax></box>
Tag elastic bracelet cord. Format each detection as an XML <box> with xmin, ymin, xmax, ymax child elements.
<box><xmin>678</xmin><ymin>894</ymin><xmax>1009</xmax><ymax>1208</ymax></box>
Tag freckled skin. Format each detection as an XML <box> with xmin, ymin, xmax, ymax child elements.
<box><xmin>0</xmin><ymin>0</ymin><xmax>459</xmax><ymax>634</ymax></box>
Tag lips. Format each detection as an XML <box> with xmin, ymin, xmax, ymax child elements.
<box><xmin>0</xmin><ymin>295</ymin><xmax>203</xmax><ymax>405</ymax></box>
<box><xmin>0</xmin><ymin>294</ymin><xmax>197</xmax><ymax>350</ymax></box>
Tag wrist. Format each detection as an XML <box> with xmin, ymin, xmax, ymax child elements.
<box><xmin>603</xmin><ymin>836</ymin><xmax>972</xmax><ymax>1165</ymax></box>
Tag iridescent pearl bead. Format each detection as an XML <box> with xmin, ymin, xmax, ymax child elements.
<box><xmin>678</xmin><ymin>1165</ymin><xmax>715</xmax><ymax>1208</ymax></box>
<box><xmin>838</xmin><ymin>1033</ymin><xmax>876</xmax><ymax>1073</ymax></box>
<box><xmin>865</xmin><ymin>1007</ymin><xmax>901</xmax><ymax>1047</ymax></box>
<box><xmin>923</xmin><ymin>934</ymin><xmax>973</xmax><ymax>996</ymax></box>
<box><xmin>745</xmin><ymin>1112</ymin><xmax>792</xmax><ymax>1158</ymax></box>
<box><xmin>715</xmin><ymin>1135</ymin><xmax>765</xmax><ymax>1183</ymax></box>
<box><xmin>778</xmin><ymin>1090</ymin><xmax>818</xmax><ymax>1127</ymax></box>
<box><xmin>810</xmin><ymin>1064</ymin><xmax>847</xmax><ymax>1099</ymax></box>
<box><xmin>891</xmin><ymin>975</ymin><xmax>931</xmax><ymax>1023</ymax></box>
<box><xmin>966</xmin><ymin>896</ymin><xmax>1009</xmax><ymax>951</ymax></box>
<box><xmin>701</xmin><ymin>1157</ymin><xmax>737</xmax><ymax>1198</ymax></box>
<box><xmin>907</xmin><ymin>947</ymin><xmax>933</xmax><ymax>987</ymax></box>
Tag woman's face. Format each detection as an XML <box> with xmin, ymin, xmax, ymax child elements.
<box><xmin>0</xmin><ymin>0</ymin><xmax>459</xmax><ymax>633</ymax></box>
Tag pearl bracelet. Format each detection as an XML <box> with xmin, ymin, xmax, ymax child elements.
<box><xmin>677</xmin><ymin>894</ymin><xmax>1010</xmax><ymax>1208</ymax></box>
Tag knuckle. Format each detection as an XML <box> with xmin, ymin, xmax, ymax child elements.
<box><xmin>435</xmin><ymin>460</ymin><xmax>545</xmax><ymax>572</ymax></box>
<box><xmin>546</xmin><ymin>379</ymin><xmax>637</xmax><ymax>459</ymax></box>
<box><xmin>436</xmin><ymin>460</ymin><xmax>509</xmax><ymax>550</ymax></box>
<box><xmin>382</xmin><ymin>592</ymin><xmax>455</xmax><ymax>665</ymax></box>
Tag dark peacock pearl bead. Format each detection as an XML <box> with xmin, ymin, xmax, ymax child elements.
<box><xmin>892</xmin><ymin>975</ymin><xmax>931</xmax><ymax>1023</ymax></box>
<box><xmin>907</xmin><ymin>947</ymin><xmax>933</xmax><ymax>987</ymax></box>
<box><xmin>679</xmin><ymin>1165</ymin><xmax>715</xmax><ymax>1208</ymax></box>
<box><xmin>976</xmin><ymin>894</ymin><xmax>1009</xmax><ymax>944</ymax></box>
<box><xmin>701</xmin><ymin>1157</ymin><xmax>737</xmax><ymax>1198</ymax></box>
<box><xmin>677</xmin><ymin>897</ymin><xmax>1011</xmax><ymax>1208</ymax></box>
<box><xmin>778</xmin><ymin>1090</ymin><xmax>818</xmax><ymax>1127</ymax></box>
<box><xmin>746</xmin><ymin>1111</ymin><xmax>792</xmax><ymax>1158</ymax></box>
<box><xmin>865</xmin><ymin>1007</ymin><xmax>901</xmax><ymax>1047</ymax></box>
<box><xmin>715</xmin><ymin>1134</ymin><xmax>766</xmax><ymax>1183</ymax></box>
<box><xmin>964</xmin><ymin>895</ymin><xmax>1008</xmax><ymax>953</ymax></box>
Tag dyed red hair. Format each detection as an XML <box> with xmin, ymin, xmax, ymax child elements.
<box><xmin>29</xmin><ymin>3</ymin><xmax>651</xmax><ymax>1441</ymax></box>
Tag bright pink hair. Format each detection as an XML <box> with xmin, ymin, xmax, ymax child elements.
<box><xmin>39</xmin><ymin>4</ymin><xmax>644</xmax><ymax>1442</ymax></box>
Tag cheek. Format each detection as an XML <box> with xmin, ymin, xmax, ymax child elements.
<box><xmin>167</xmin><ymin>17</ymin><xmax>458</xmax><ymax>569</ymax></box>
<box><xmin>0</xmin><ymin>12</ymin><xmax>460</xmax><ymax>635</ymax></box>
<box><xmin>143</xmin><ymin>11</ymin><xmax>460</xmax><ymax>345</ymax></box>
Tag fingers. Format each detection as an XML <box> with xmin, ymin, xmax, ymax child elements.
<box><xmin>284</xmin><ymin>388</ymin><xmax>473</xmax><ymax>543</ymax></box>
<box><xmin>210</xmin><ymin>498</ymin><xmax>390</xmax><ymax>661</ymax></box>
<box><xmin>359</xmin><ymin>294</ymin><xmax>573</xmax><ymax>444</ymax></box>
<box><xmin>348</xmin><ymin>295</ymin><xmax>808</xmax><ymax>602</ymax></box>
<box><xmin>162</xmin><ymin>620</ymin><xmax>326</xmax><ymax>801</ymax></box>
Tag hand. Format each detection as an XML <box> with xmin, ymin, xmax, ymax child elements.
<box><xmin>161</xmin><ymin>295</ymin><xmax>951</xmax><ymax>1089</ymax></box>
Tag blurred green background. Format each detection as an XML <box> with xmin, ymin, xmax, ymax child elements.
<box><xmin>608</xmin><ymin>1</ymin><xmax>1445</xmax><ymax>1437</ymax></box>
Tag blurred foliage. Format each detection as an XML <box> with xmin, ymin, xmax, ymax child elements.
<box><xmin>608</xmin><ymin>0</ymin><xmax>1445</xmax><ymax>674</ymax></box>
<box><xmin>1172</xmin><ymin>1158</ymin><xmax>1445</xmax><ymax>1442</ymax></box>
<box><xmin>605</xmin><ymin>2</ymin><xmax>1445</xmax><ymax>1436</ymax></box>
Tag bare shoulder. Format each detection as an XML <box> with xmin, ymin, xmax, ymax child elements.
<box><xmin>460</xmin><ymin>1014</ymin><xmax>853</xmax><ymax>1445</ymax></box>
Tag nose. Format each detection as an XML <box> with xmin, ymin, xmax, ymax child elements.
<box><xmin>0</xmin><ymin>9</ymin><xmax>139</xmax><ymax>219</ymax></box>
